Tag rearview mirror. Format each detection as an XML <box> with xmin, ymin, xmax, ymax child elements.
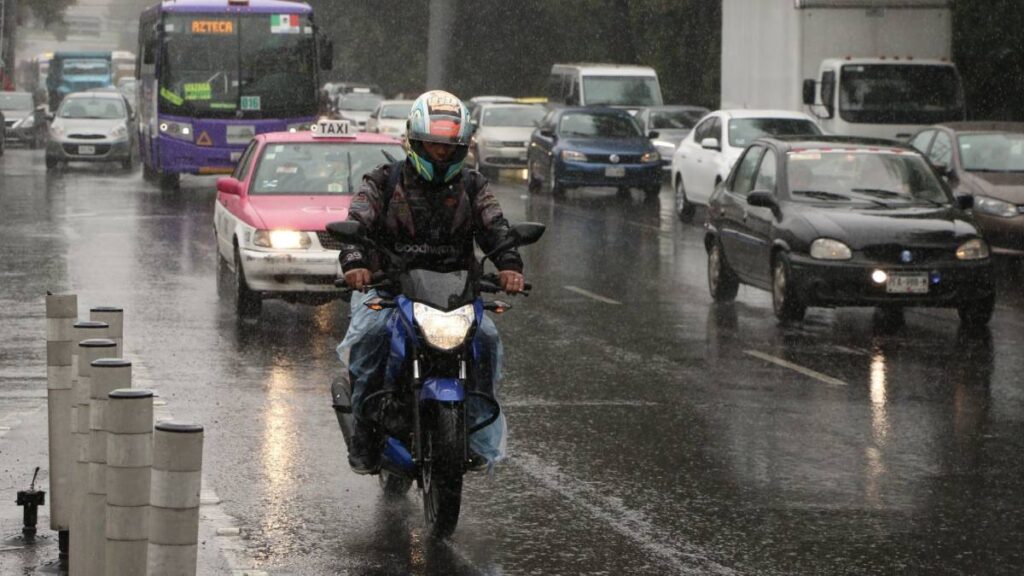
<box><xmin>955</xmin><ymin>193</ymin><xmax>974</xmax><ymax>210</ymax></box>
<box><xmin>701</xmin><ymin>137</ymin><xmax>720</xmax><ymax>151</ymax></box>
<box><xmin>539</xmin><ymin>128</ymin><xmax>555</xmax><ymax>139</ymax></box>
<box><xmin>746</xmin><ymin>189</ymin><xmax>777</xmax><ymax>209</ymax></box>
<box><xmin>802</xmin><ymin>79</ymin><xmax>816</xmax><ymax>106</ymax></box>
<box><xmin>326</xmin><ymin>220</ymin><xmax>367</xmax><ymax>243</ymax></box>
<box><xmin>648</xmin><ymin>130</ymin><xmax>660</xmax><ymax>139</ymax></box>
<box><xmin>509</xmin><ymin>222</ymin><xmax>546</xmax><ymax>247</ymax></box>
<box><xmin>216</xmin><ymin>177</ymin><xmax>241</xmax><ymax>196</ymax></box>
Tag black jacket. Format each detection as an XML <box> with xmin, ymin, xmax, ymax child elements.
<box><xmin>339</xmin><ymin>161</ymin><xmax>523</xmax><ymax>274</ymax></box>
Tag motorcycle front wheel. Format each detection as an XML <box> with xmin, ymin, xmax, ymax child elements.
<box><xmin>422</xmin><ymin>402</ymin><xmax>465</xmax><ymax>539</ymax></box>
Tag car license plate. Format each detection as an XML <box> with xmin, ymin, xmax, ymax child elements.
<box><xmin>886</xmin><ymin>272</ymin><xmax>929</xmax><ymax>294</ymax></box>
<box><xmin>605</xmin><ymin>166</ymin><xmax>626</xmax><ymax>178</ymax></box>
<box><xmin>78</xmin><ymin>145</ymin><xmax>96</xmax><ymax>155</ymax></box>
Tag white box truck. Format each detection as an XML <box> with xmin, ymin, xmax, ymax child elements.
<box><xmin>721</xmin><ymin>0</ymin><xmax>965</xmax><ymax>140</ymax></box>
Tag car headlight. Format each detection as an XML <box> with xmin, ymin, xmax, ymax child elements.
<box><xmin>109</xmin><ymin>125</ymin><xmax>127</xmax><ymax>139</ymax></box>
<box><xmin>16</xmin><ymin>114</ymin><xmax>35</xmax><ymax>129</ymax></box>
<box><xmin>381</xmin><ymin>125</ymin><xmax>400</xmax><ymax>134</ymax></box>
<box><xmin>956</xmin><ymin>238</ymin><xmax>990</xmax><ymax>260</ymax></box>
<box><xmin>561</xmin><ymin>149</ymin><xmax>587</xmax><ymax>162</ymax></box>
<box><xmin>50</xmin><ymin>124</ymin><xmax>65</xmax><ymax>138</ymax></box>
<box><xmin>413</xmin><ymin>303</ymin><xmax>475</xmax><ymax>351</ymax></box>
<box><xmin>478</xmin><ymin>139</ymin><xmax>501</xmax><ymax>147</ymax></box>
<box><xmin>159</xmin><ymin>120</ymin><xmax>193</xmax><ymax>141</ymax></box>
<box><xmin>252</xmin><ymin>230</ymin><xmax>311</xmax><ymax>250</ymax></box>
<box><xmin>809</xmin><ymin>238</ymin><xmax>852</xmax><ymax>260</ymax></box>
<box><xmin>653</xmin><ymin>139</ymin><xmax>676</xmax><ymax>151</ymax></box>
<box><xmin>641</xmin><ymin>151</ymin><xmax>661</xmax><ymax>163</ymax></box>
<box><xmin>287</xmin><ymin>121</ymin><xmax>311</xmax><ymax>133</ymax></box>
<box><xmin>973</xmin><ymin>195</ymin><xmax>1019</xmax><ymax>218</ymax></box>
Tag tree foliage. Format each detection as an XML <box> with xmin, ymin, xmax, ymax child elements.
<box><xmin>22</xmin><ymin>0</ymin><xmax>78</xmax><ymax>28</ymax></box>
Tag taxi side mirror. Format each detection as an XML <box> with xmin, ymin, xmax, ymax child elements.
<box><xmin>217</xmin><ymin>177</ymin><xmax>241</xmax><ymax>196</ymax></box>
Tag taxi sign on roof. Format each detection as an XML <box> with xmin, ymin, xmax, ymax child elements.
<box><xmin>312</xmin><ymin>119</ymin><xmax>352</xmax><ymax>138</ymax></box>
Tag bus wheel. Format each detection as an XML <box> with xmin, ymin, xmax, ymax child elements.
<box><xmin>159</xmin><ymin>171</ymin><xmax>180</xmax><ymax>190</ymax></box>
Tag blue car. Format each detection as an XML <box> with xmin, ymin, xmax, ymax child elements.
<box><xmin>527</xmin><ymin>107</ymin><xmax>663</xmax><ymax>198</ymax></box>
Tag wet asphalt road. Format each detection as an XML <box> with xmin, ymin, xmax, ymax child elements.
<box><xmin>4</xmin><ymin>147</ymin><xmax>1024</xmax><ymax>575</ymax></box>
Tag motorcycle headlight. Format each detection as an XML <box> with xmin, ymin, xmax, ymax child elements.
<box><xmin>561</xmin><ymin>149</ymin><xmax>587</xmax><ymax>162</ymax></box>
<box><xmin>956</xmin><ymin>238</ymin><xmax>990</xmax><ymax>260</ymax></box>
<box><xmin>973</xmin><ymin>195</ymin><xmax>1018</xmax><ymax>218</ymax></box>
<box><xmin>252</xmin><ymin>229</ymin><xmax>311</xmax><ymax>250</ymax></box>
<box><xmin>159</xmin><ymin>120</ymin><xmax>193</xmax><ymax>141</ymax></box>
<box><xmin>413</xmin><ymin>303</ymin><xmax>475</xmax><ymax>351</ymax></box>
<box><xmin>641</xmin><ymin>151</ymin><xmax>661</xmax><ymax>163</ymax></box>
<box><xmin>809</xmin><ymin>238</ymin><xmax>852</xmax><ymax>260</ymax></box>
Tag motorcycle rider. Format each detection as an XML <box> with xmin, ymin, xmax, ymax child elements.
<box><xmin>337</xmin><ymin>90</ymin><xmax>526</xmax><ymax>474</ymax></box>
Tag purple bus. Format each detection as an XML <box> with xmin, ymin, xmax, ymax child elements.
<box><xmin>136</xmin><ymin>0</ymin><xmax>332</xmax><ymax>188</ymax></box>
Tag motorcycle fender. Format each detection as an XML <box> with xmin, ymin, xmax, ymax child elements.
<box><xmin>420</xmin><ymin>377</ymin><xmax>464</xmax><ymax>402</ymax></box>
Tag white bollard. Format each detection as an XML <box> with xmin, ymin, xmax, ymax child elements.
<box><xmin>106</xmin><ymin>388</ymin><xmax>152</xmax><ymax>576</ymax></box>
<box><xmin>82</xmin><ymin>359</ymin><xmax>131</xmax><ymax>576</ymax></box>
<box><xmin>89</xmin><ymin>307</ymin><xmax>123</xmax><ymax>358</ymax></box>
<box><xmin>69</xmin><ymin>338</ymin><xmax>115</xmax><ymax>576</ymax></box>
<box><xmin>46</xmin><ymin>293</ymin><xmax>77</xmax><ymax>538</ymax></box>
<box><xmin>148</xmin><ymin>422</ymin><xmax>204</xmax><ymax>576</ymax></box>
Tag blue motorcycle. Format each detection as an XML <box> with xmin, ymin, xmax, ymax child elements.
<box><xmin>328</xmin><ymin>220</ymin><xmax>545</xmax><ymax>538</ymax></box>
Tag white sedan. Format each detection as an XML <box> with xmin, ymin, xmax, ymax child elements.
<box><xmin>670</xmin><ymin>109</ymin><xmax>821</xmax><ymax>220</ymax></box>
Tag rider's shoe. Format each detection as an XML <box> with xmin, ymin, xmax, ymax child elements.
<box><xmin>466</xmin><ymin>450</ymin><xmax>488</xmax><ymax>473</ymax></box>
<box><xmin>348</xmin><ymin>422</ymin><xmax>381</xmax><ymax>475</ymax></box>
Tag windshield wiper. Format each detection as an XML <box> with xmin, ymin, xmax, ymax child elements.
<box><xmin>792</xmin><ymin>189</ymin><xmax>852</xmax><ymax>201</ymax></box>
<box><xmin>850</xmin><ymin>188</ymin><xmax>903</xmax><ymax>198</ymax></box>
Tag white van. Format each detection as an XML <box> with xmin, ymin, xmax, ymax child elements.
<box><xmin>546</xmin><ymin>63</ymin><xmax>663</xmax><ymax>110</ymax></box>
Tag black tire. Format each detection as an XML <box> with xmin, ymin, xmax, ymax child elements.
<box><xmin>234</xmin><ymin>247</ymin><xmax>262</xmax><ymax>318</ymax></box>
<box><xmin>643</xmin><ymin>183</ymin><xmax>661</xmax><ymax>201</ymax></box>
<box><xmin>958</xmin><ymin>295</ymin><xmax>994</xmax><ymax>327</ymax></box>
<box><xmin>121</xmin><ymin>155</ymin><xmax>133</xmax><ymax>171</ymax></box>
<box><xmin>45</xmin><ymin>155</ymin><xmax>59</xmax><ymax>170</ymax></box>
<box><xmin>526</xmin><ymin>159</ymin><xmax>541</xmax><ymax>194</ymax></box>
<box><xmin>422</xmin><ymin>403</ymin><xmax>464</xmax><ymax>539</ymax></box>
<box><xmin>142</xmin><ymin>161</ymin><xmax>157</xmax><ymax>182</ymax></box>
<box><xmin>708</xmin><ymin>240</ymin><xmax>739</xmax><ymax>301</ymax></box>
<box><xmin>159</xmin><ymin>171</ymin><xmax>180</xmax><ymax>190</ymax></box>
<box><xmin>379</xmin><ymin>468</ymin><xmax>413</xmax><ymax>499</ymax></box>
<box><xmin>772</xmin><ymin>253</ymin><xmax>806</xmax><ymax>322</ymax></box>
<box><xmin>675</xmin><ymin>177</ymin><xmax>696</xmax><ymax>221</ymax></box>
<box><xmin>547</xmin><ymin>162</ymin><xmax>564</xmax><ymax>197</ymax></box>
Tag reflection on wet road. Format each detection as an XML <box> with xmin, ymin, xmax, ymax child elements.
<box><xmin>6</xmin><ymin>148</ymin><xmax>1024</xmax><ymax>574</ymax></box>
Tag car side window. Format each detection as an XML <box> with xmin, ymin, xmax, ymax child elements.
<box><xmin>753</xmin><ymin>149</ymin><xmax>777</xmax><ymax>192</ymax></box>
<box><xmin>233</xmin><ymin>142</ymin><xmax>258</xmax><ymax>180</ymax></box>
<box><xmin>910</xmin><ymin>130</ymin><xmax>935</xmax><ymax>155</ymax></box>
<box><xmin>709</xmin><ymin>117</ymin><xmax>722</xmax><ymax>143</ymax></box>
<box><xmin>693</xmin><ymin>118</ymin><xmax>713</xmax><ymax>142</ymax></box>
<box><xmin>730</xmin><ymin>146</ymin><xmax>764</xmax><ymax>195</ymax></box>
<box><xmin>929</xmin><ymin>131</ymin><xmax>953</xmax><ymax>167</ymax></box>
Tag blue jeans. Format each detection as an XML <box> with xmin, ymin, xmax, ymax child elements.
<box><xmin>337</xmin><ymin>289</ymin><xmax>508</xmax><ymax>463</ymax></box>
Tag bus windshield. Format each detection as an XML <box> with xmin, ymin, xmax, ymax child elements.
<box><xmin>839</xmin><ymin>64</ymin><xmax>964</xmax><ymax>125</ymax></box>
<box><xmin>582</xmin><ymin>76</ymin><xmax>663</xmax><ymax>107</ymax></box>
<box><xmin>160</xmin><ymin>14</ymin><xmax>317</xmax><ymax>119</ymax></box>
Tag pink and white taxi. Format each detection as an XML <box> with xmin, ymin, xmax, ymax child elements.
<box><xmin>214</xmin><ymin>120</ymin><xmax>404</xmax><ymax>317</ymax></box>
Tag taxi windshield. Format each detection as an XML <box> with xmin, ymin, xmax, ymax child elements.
<box><xmin>786</xmin><ymin>150</ymin><xmax>951</xmax><ymax>206</ymax></box>
<box><xmin>251</xmin><ymin>142</ymin><xmax>405</xmax><ymax>195</ymax></box>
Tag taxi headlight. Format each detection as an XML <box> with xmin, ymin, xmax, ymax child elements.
<box><xmin>159</xmin><ymin>120</ymin><xmax>193</xmax><ymax>141</ymax></box>
<box><xmin>413</xmin><ymin>303</ymin><xmax>475</xmax><ymax>351</ymax></box>
<box><xmin>956</xmin><ymin>238</ymin><xmax>990</xmax><ymax>260</ymax></box>
<box><xmin>641</xmin><ymin>151</ymin><xmax>661</xmax><ymax>163</ymax></box>
<box><xmin>973</xmin><ymin>195</ymin><xmax>1018</xmax><ymax>218</ymax></box>
<box><xmin>809</xmin><ymin>238</ymin><xmax>852</xmax><ymax>260</ymax></box>
<box><xmin>561</xmin><ymin>149</ymin><xmax>587</xmax><ymax>162</ymax></box>
<box><xmin>252</xmin><ymin>229</ymin><xmax>311</xmax><ymax>250</ymax></box>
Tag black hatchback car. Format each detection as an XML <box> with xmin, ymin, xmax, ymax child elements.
<box><xmin>704</xmin><ymin>136</ymin><xmax>995</xmax><ymax>325</ymax></box>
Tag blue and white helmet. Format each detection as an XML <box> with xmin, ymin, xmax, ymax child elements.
<box><xmin>406</xmin><ymin>90</ymin><xmax>473</xmax><ymax>184</ymax></box>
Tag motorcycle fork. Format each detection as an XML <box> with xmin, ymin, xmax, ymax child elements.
<box><xmin>409</xmin><ymin>349</ymin><xmax>471</xmax><ymax>469</ymax></box>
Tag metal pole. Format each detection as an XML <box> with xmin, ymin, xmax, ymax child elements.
<box><xmin>69</xmin><ymin>338</ymin><xmax>115</xmax><ymax>576</ymax></box>
<box><xmin>45</xmin><ymin>293</ymin><xmax>76</xmax><ymax>551</ymax></box>
<box><xmin>105</xmin><ymin>388</ymin><xmax>152</xmax><ymax>576</ymax></box>
<box><xmin>148</xmin><ymin>422</ymin><xmax>203</xmax><ymax>576</ymax></box>
<box><xmin>89</xmin><ymin>307</ymin><xmax>123</xmax><ymax>358</ymax></box>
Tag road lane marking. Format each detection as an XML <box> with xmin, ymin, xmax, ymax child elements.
<box><xmin>563</xmin><ymin>285</ymin><xmax>622</xmax><ymax>305</ymax></box>
<box><xmin>744</xmin><ymin>350</ymin><xmax>847</xmax><ymax>387</ymax></box>
<box><xmin>515</xmin><ymin>452</ymin><xmax>736</xmax><ymax>575</ymax></box>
